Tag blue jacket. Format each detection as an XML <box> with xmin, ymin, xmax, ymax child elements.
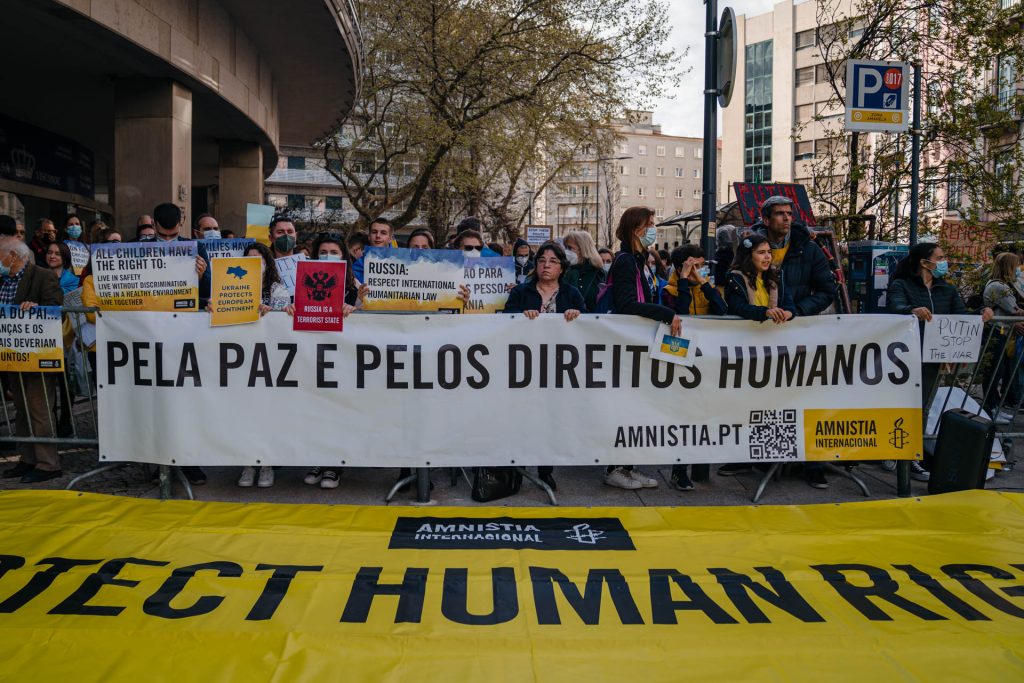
<box><xmin>57</xmin><ymin>268</ymin><xmax>80</xmax><ymax>294</ymax></box>
<box><xmin>753</xmin><ymin>221</ymin><xmax>835</xmax><ymax>316</ymax></box>
<box><xmin>504</xmin><ymin>279</ymin><xmax>586</xmax><ymax>313</ymax></box>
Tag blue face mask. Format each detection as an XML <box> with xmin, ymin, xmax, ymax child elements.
<box><xmin>931</xmin><ymin>260</ymin><xmax>949</xmax><ymax>277</ymax></box>
<box><xmin>640</xmin><ymin>226</ymin><xmax>658</xmax><ymax>248</ymax></box>
<box><xmin>0</xmin><ymin>261</ymin><xmax>10</xmax><ymax>277</ymax></box>
<box><xmin>66</xmin><ymin>225</ymin><xmax>82</xmax><ymax>240</ymax></box>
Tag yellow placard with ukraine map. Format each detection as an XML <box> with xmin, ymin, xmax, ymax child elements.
<box><xmin>0</xmin><ymin>305</ymin><xmax>63</xmax><ymax>372</ymax></box>
<box><xmin>210</xmin><ymin>256</ymin><xmax>261</xmax><ymax>326</ymax></box>
<box><xmin>0</xmin><ymin>490</ymin><xmax>1021</xmax><ymax>681</ymax></box>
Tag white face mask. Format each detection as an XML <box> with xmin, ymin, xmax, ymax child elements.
<box><xmin>320</xmin><ymin>253</ymin><xmax>343</xmax><ymax>261</ymax></box>
<box><xmin>203</xmin><ymin>229</ymin><xmax>222</xmax><ymax>240</ymax></box>
<box><xmin>515</xmin><ymin>256</ymin><xmax>529</xmax><ymax>266</ymax></box>
<box><xmin>602</xmin><ymin>263</ymin><xmax>611</xmax><ymax>274</ymax></box>
<box><xmin>464</xmin><ymin>249</ymin><xmax>481</xmax><ymax>259</ymax></box>
<box><xmin>565</xmin><ymin>249</ymin><xmax>578</xmax><ymax>266</ymax></box>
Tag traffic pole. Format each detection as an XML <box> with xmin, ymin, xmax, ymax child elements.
<box><xmin>908</xmin><ymin>62</ymin><xmax>922</xmax><ymax>247</ymax></box>
<box><xmin>702</xmin><ymin>0</ymin><xmax>719</xmax><ymax>260</ymax></box>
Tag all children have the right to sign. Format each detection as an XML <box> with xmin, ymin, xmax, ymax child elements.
<box><xmin>922</xmin><ymin>315</ymin><xmax>983</xmax><ymax>363</ymax></box>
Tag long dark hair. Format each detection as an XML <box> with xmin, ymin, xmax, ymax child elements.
<box><xmin>892</xmin><ymin>242</ymin><xmax>939</xmax><ymax>280</ymax></box>
<box><xmin>615</xmin><ymin>207</ymin><xmax>655</xmax><ymax>254</ymax></box>
<box><xmin>732</xmin><ymin>233</ymin><xmax>780</xmax><ymax>290</ymax></box>
<box><xmin>312</xmin><ymin>232</ymin><xmax>358</xmax><ymax>293</ymax></box>
<box><xmin>246</xmin><ymin>242</ymin><xmax>282</xmax><ymax>299</ymax></box>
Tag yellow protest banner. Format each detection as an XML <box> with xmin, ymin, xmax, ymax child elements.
<box><xmin>210</xmin><ymin>256</ymin><xmax>261</xmax><ymax>327</ymax></box>
<box><xmin>0</xmin><ymin>490</ymin><xmax>1021</xmax><ymax>681</ymax></box>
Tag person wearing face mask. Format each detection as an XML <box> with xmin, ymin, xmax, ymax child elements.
<box><xmin>512</xmin><ymin>239</ymin><xmax>534</xmax><ymax>284</ymax></box>
<box><xmin>598</xmin><ymin>248</ymin><xmax>613</xmax><ymax>273</ymax></box>
<box><xmin>562</xmin><ymin>230</ymin><xmax>606</xmax><ymax>312</ymax></box>
<box><xmin>981</xmin><ymin>252</ymin><xmax>1024</xmax><ymax>425</ymax></box>
<box><xmin>453</xmin><ymin>229</ymin><xmax>499</xmax><ymax>257</ymax></box>
<box><xmin>29</xmin><ymin>219</ymin><xmax>58</xmax><ymax>267</ymax></box>
<box><xmin>602</xmin><ymin>207</ymin><xmax>683</xmax><ymax>490</ymax></box>
<box><xmin>888</xmin><ymin>241</ymin><xmax>994</xmax><ymax>482</ymax></box>
<box><xmin>664</xmin><ymin>244</ymin><xmax>727</xmax><ymax>317</ymax></box>
<box><xmin>195</xmin><ymin>213</ymin><xmax>222</xmax><ymax>240</ymax></box>
<box><xmin>269</xmin><ymin>216</ymin><xmax>298</xmax><ymax>259</ymax></box>
<box><xmin>63</xmin><ymin>215</ymin><xmax>84</xmax><ymax>243</ymax></box>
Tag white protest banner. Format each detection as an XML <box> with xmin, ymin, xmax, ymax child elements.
<box><xmin>65</xmin><ymin>240</ymin><xmax>90</xmax><ymax>276</ymax></box>
<box><xmin>98</xmin><ymin>313</ymin><xmax>923</xmax><ymax>467</ymax></box>
<box><xmin>526</xmin><ymin>225</ymin><xmax>553</xmax><ymax>245</ymax></box>
<box><xmin>361</xmin><ymin>247</ymin><xmax>465</xmax><ymax>312</ymax></box>
<box><xmin>0</xmin><ymin>305</ymin><xmax>63</xmax><ymax>372</ymax></box>
<box><xmin>648</xmin><ymin>322</ymin><xmax>702</xmax><ymax>366</ymax></box>
<box><xmin>90</xmin><ymin>241</ymin><xmax>199</xmax><ymax>311</ymax></box>
<box><xmin>200</xmin><ymin>238</ymin><xmax>255</xmax><ymax>259</ymax></box>
<box><xmin>463</xmin><ymin>256</ymin><xmax>514</xmax><ymax>313</ymax></box>
<box><xmin>274</xmin><ymin>253</ymin><xmax>306</xmax><ymax>297</ymax></box>
<box><xmin>922</xmin><ymin>315</ymin><xmax>984</xmax><ymax>363</ymax></box>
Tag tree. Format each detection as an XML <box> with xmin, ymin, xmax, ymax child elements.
<box><xmin>795</xmin><ymin>0</ymin><xmax>1024</xmax><ymax>244</ymax></box>
<box><xmin>321</xmin><ymin>0</ymin><xmax>679</xmax><ymax>235</ymax></box>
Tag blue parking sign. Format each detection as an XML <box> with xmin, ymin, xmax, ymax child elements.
<box><xmin>845</xmin><ymin>59</ymin><xmax>910</xmax><ymax>132</ymax></box>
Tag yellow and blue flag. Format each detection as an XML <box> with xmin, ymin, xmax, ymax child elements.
<box><xmin>660</xmin><ymin>334</ymin><xmax>689</xmax><ymax>358</ymax></box>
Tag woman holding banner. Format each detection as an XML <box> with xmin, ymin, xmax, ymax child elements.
<box><xmin>601</xmin><ymin>207</ymin><xmax>681</xmax><ymax>490</ymax></box>
<box><xmin>887</xmin><ymin>242</ymin><xmax>994</xmax><ymax>482</ymax></box>
<box><xmin>724</xmin><ymin>235</ymin><xmax>795</xmax><ymax>323</ymax></box>
<box><xmin>562</xmin><ymin>230</ymin><xmax>606</xmax><ymax>313</ymax></box>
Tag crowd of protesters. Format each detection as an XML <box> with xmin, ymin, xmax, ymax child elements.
<box><xmin>0</xmin><ymin>192</ymin><xmax>1013</xmax><ymax>499</ymax></box>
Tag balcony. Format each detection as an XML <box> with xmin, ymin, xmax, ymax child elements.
<box><xmin>266</xmin><ymin>167</ymin><xmax>416</xmax><ymax>188</ymax></box>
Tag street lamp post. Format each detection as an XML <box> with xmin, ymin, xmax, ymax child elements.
<box><xmin>595</xmin><ymin>155</ymin><xmax>632</xmax><ymax>247</ymax></box>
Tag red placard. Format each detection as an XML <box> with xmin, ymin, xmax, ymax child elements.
<box><xmin>292</xmin><ymin>260</ymin><xmax>347</xmax><ymax>332</ymax></box>
<box><xmin>733</xmin><ymin>182</ymin><xmax>817</xmax><ymax>226</ymax></box>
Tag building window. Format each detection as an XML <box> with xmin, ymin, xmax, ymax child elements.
<box><xmin>287</xmin><ymin>156</ymin><xmax>305</xmax><ymax>170</ymax></box>
<box><xmin>922</xmin><ymin>169</ymin><xmax>938</xmax><ymax>210</ymax></box>
<box><xmin>675</xmin><ymin>188</ymin><xmax>684</xmax><ymax>198</ymax></box>
<box><xmin>795</xmin><ymin>141</ymin><xmax>814</xmax><ymax>160</ymax></box>
<box><xmin>287</xmin><ymin>194</ymin><xmax>304</xmax><ymax>209</ymax></box>
<box><xmin>814</xmin><ymin>63</ymin><xmax>834</xmax><ymax>84</ymax></box>
<box><xmin>795</xmin><ymin>66</ymin><xmax>814</xmax><ymax>87</ymax></box>
<box><xmin>1001</xmin><ymin>0</ymin><xmax>1020</xmax><ymax>8</ymax></box>
<box><xmin>326</xmin><ymin>196</ymin><xmax>344</xmax><ymax>210</ymax></box>
<box><xmin>927</xmin><ymin>80</ymin><xmax>941</xmax><ymax>117</ymax></box>
<box><xmin>621</xmin><ymin>186</ymin><xmax>629</xmax><ymax>197</ymax></box>
<box><xmin>656</xmin><ymin>146</ymin><xmax>666</xmax><ymax>156</ymax></box>
<box><xmin>656</xmin><ymin>188</ymin><xmax>665</xmax><ymax>198</ymax></box>
<box><xmin>745</xmin><ymin>41</ymin><xmax>773</xmax><ymax>183</ymax></box>
<box><xmin>675</xmin><ymin>146</ymin><xmax>684</xmax><ymax>157</ymax></box>
<box><xmin>997</xmin><ymin>54</ymin><xmax>1018</xmax><ymax>109</ymax></box>
<box><xmin>638</xmin><ymin>167</ymin><xmax>647</xmax><ymax>176</ymax></box>
<box><xmin>655</xmin><ymin>209</ymin><xmax>665</xmax><ymax>219</ymax></box>
<box><xmin>619</xmin><ymin>165</ymin><xmax>629</xmax><ymax>175</ymax></box>
<box><xmin>795</xmin><ymin>29</ymin><xmax>815</xmax><ymax>50</ymax></box>
<box><xmin>327</xmin><ymin>159</ymin><xmax>343</xmax><ymax>174</ymax></box>
<box><xmin>638</xmin><ymin>144</ymin><xmax>647</xmax><ymax>156</ymax></box>
<box><xmin>815</xmin><ymin>101</ymin><xmax>840</xmax><ymax>119</ymax></box>
<box><xmin>675</xmin><ymin>168</ymin><xmax>684</xmax><ymax>177</ymax></box>
<box><xmin>693</xmin><ymin>168</ymin><xmax>700</xmax><ymax>178</ymax></box>
<box><xmin>795</xmin><ymin>103</ymin><xmax>813</xmax><ymax>121</ymax></box>
<box><xmin>619</xmin><ymin>142</ymin><xmax>629</xmax><ymax>154</ymax></box>
<box><xmin>995</xmin><ymin>150</ymin><xmax>1013</xmax><ymax>200</ymax></box>
<box><xmin>693</xmin><ymin>189</ymin><xmax>701</xmax><ymax>199</ymax></box>
<box><xmin>638</xmin><ymin>187</ymin><xmax>646</xmax><ymax>198</ymax></box>
<box><xmin>694</xmin><ymin>148</ymin><xmax>702</xmax><ymax>159</ymax></box>
<box><xmin>946</xmin><ymin>172</ymin><xmax>962</xmax><ymax>210</ymax></box>
<box><xmin>656</xmin><ymin>167</ymin><xmax>664</xmax><ymax>177</ymax></box>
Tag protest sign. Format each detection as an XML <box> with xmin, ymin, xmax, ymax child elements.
<box><xmin>1</xmin><ymin>488</ymin><xmax>1022</xmax><ymax>682</ymax></box>
<box><xmin>90</xmin><ymin>241</ymin><xmax>199</xmax><ymax>311</ymax></box>
<box><xmin>648</xmin><ymin>322</ymin><xmax>699</xmax><ymax>366</ymax></box>
<box><xmin>274</xmin><ymin>253</ymin><xmax>306</xmax><ymax>297</ymax></box>
<box><xmin>0</xmin><ymin>305</ymin><xmax>63</xmax><ymax>371</ymax></box>
<box><xmin>64</xmin><ymin>239</ymin><xmax>90</xmax><ymax>276</ymax></box>
<box><xmin>292</xmin><ymin>260</ymin><xmax>347</xmax><ymax>332</ymax></box>
<box><xmin>245</xmin><ymin>203</ymin><xmax>275</xmax><ymax>246</ymax></box>
<box><xmin>922</xmin><ymin>315</ymin><xmax>983</xmax><ymax>363</ymax></box>
<box><xmin>525</xmin><ymin>225</ymin><xmax>553</xmax><ymax>245</ymax></box>
<box><xmin>210</xmin><ymin>256</ymin><xmax>261</xmax><ymax>327</ymax></box>
<box><xmin>200</xmin><ymin>238</ymin><xmax>256</xmax><ymax>259</ymax></box>
<box><xmin>361</xmin><ymin>247</ymin><xmax>464</xmax><ymax>312</ymax></box>
<box><xmin>463</xmin><ymin>256</ymin><xmax>514</xmax><ymax>313</ymax></box>
<box><xmin>98</xmin><ymin>313</ymin><xmax>923</xmax><ymax>467</ymax></box>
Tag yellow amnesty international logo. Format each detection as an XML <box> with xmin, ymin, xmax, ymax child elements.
<box><xmin>659</xmin><ymin>334</ymin><xmax>689</xmax><ymax>358</ymax></box>
<box><xmin>852</xmin><ymin>110</ymin><xmax>903</xmax><ymax>124</ymax></box>
<box><xmin>804</xmin><ymin>408</ymin><xmax>921</xmax><ymax>461</ymax></box>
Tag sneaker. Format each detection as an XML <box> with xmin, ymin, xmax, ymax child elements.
<box><xmin>995</xmin><ymin>410</ymin><xmax>1015</xmax><ymax>425</ymax></box>
<box><xmin>303</xmin><ymin>466</ymin><xmax>323</xmax><ymax>486</ymax></box>
<box><xmin>717</xmin><ymin>463</ymin><xmax>753</xmax><ymax>476</ymax></box>
<box><xmin>20</xmin><ymin>468</ymin><xmax>63</xmax><ymax>484</ymax></box>
<box><xmin>910</xmin><ymin>461</ymin><xmax>930</xmax><ymax>482</ymax></box>
<box><xmin>671</xmin><ymin>470</ymin><xmax>694</xmax><ymax>491</ymax></box>
<box><xmin>603</xmin><ymin>467</ymin><xmax>642</xmax><ymax>490</ymax></box>
<box><xmin>805</xmin><ymin>468</ymin><xmax>829</xmax><ymax>489</ymax></box>
<box><xmin>257</xmin><ymin>466</ymin><xmax>275</xmax><ymax>488</ymax></box>
<box><xmin>320</xmin><ymin>469</ymin><xmax>340</xmax><ymax>489</ymax></box>
<box><xmin>880</xmin><ymin>460</ymin><xmax>897</xmax><ymax>472</ymax></box>
<box><xmin>1</xmin><ymin>461</ymin><xmax>33</xmax><ymax>479</ymax></box>
<box><xmin>629</xmin><ymin>469</ymin><xmax>658</xmax><ymax>488</ymax></box>
<box><xmin>237</xmin><ymin>466</ymin><xmax>256</xmax><ymax>488</ymax></box>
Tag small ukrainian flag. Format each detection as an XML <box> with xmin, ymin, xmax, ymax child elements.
<box><xmin>660</xmin><ymin>334</ymin><xmax>689</xmax><ymax>358</ymax></box>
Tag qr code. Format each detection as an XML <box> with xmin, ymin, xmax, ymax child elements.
<box><xmin>748</xmin><ymin>409</ymin><xmax>798</xmax><ymax>460</ymax></box>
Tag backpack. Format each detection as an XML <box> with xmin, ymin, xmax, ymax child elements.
<box><xmin>595</xmin><ymin>252</ymin><xmax>645</xmax><ymax>313</ymax></box>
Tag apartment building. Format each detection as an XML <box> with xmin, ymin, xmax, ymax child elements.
<box><xmin>543</xmin><ymin>112</ymin><xmax>711</xmax><ymax>247</ymax></box>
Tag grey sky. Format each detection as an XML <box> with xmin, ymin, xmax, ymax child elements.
<box><xmin>653</xmin><ymin>0</ymin><xmax>777</xmax><ymax>137</ymax></box>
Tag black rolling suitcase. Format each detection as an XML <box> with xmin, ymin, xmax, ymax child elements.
<box><xmin>928</xmin><ymin>408</ymin><xmax>994</xmax><ymax>495</ymax></box>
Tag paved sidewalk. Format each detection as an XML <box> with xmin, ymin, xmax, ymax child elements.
<box><xmin>2</xmin><ymin>447</ymin><xmax>1020</xmax><ymax>507</ymax></box>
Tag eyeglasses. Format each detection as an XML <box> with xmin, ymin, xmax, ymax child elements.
<box><xmin>536</xmin><ymin>258</ymin><xmax>561</xmax><ymax>266</ymax></box>
<box><xmin>462</xmin><ymin>245</ymin><xmax>483</xmax><ymax>251</ymax></box>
